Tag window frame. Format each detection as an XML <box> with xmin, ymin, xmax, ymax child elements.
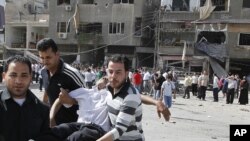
<box><xmin>109</xmin><ymin>22</ymin><xmax>125</xmax><ymax>34</ymax></box>
<box><xmin>57</xmin><ymin>22</ymin><xmax>70</xmax><ymax>33</ymax></box>
<box><xmin>238</xmin><ymin>33</ymin><xmax>250</xmax><ymax>46</ymax></box>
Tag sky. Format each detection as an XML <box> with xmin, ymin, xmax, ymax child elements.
<box><xmin>0</xmin><ymin>0</ymin><xmax>5</xmax><ymax>7</ymax></box>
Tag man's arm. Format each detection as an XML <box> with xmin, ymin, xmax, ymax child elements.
<box><xmin>96</xmin><ymin>132</ymin><xmax>113</xmax><ymax>141</ymax></box>
<box><xmin>49</xmin><ymin>98</ymin><xmax>62</xmax><ymax>127</ymax></box>
<box><xmin>140</xmin><ymin>95</ymin><xmax>170</xmax><ymax>121</ymax></box>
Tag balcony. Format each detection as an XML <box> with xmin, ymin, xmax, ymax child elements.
<box><xmin>11</xmin><ymin>42</ymin><xmax>26</xmax><ymax>49</ymax></box>
<box><xmin>161</xmin><ymin>12</ymin><xmax>199</xmax><ymax>22</ymax></box>
<box><xmin>159</xmin><ymin>42</ymin><xmax>194</xmax><ymax>56</ymax></box>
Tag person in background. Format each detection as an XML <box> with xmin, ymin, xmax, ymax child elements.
<box><xmin>212</xmin><ymin>73</ymin><xmax>219</xmax><ymax>102</ymax></box>
<box><xmin>0</xmin><ymin>56</ymin><xmax>49</xmax><ymax>141</ymax></box>
<box><xmin>198</xmin><ymin>70</ymin><xmax>209</xmax><ymax>101</ymax></box>
<box><xmin>226</xmin><ymin>74</ymin><xmax>237</xmax><ymax>104</ymax></box>
<box><xmin>132</xmin><ymin>69</ymin><xmax>142</xmax><ymax>93</ymax></box>
<box><xmin>191</xmin><ymin>72</ymin><xmax>198</xmax><ymax>96</ymax></box>
<box><xmin>142</xmin><ymin>69</ymin><xmax>151</xmax><ymax>95</ymax></box>
<box><xmin>155</xmin><ymin>71</ymin><xmax>166</xmax><ymax>100</ymax></box>
<box><xmin>238</xmin><ymin>76</ymin><xmax>249</xmax><ymax>105</ymax></box>
<box><xmin>84</xmin><ymin>68</ymin><xmax>95</xmax><ymax>89</ymax></box>
<box><xmin>161</xmin><ymin>74</ymin><xmax>176</xmax><ymax>108</ymax></box>
<box><xmin>183</xmin><ymin>73</ymin><xmax>192</xmax><ymax>99</ymax></box>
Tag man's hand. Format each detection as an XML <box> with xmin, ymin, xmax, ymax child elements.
<box><xmin>58</xmin><ymin>88</ymin><xmax>76</xmax><ymax>105</ymax></box>
<box><xmin>155</xmin><ymin>100</ymin><xmax>171</xmax><ymax>121</ymax></box>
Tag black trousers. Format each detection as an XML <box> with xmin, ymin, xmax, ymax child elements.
<box><xmin>199</xmin><ymin>86</ymin><xmax>207</xmax><ymax>100</ymax></box>
<box><xmin>191</xmin><ymin>84</ymin><xmax>198</xmax><ymax>96</ymax></box>
<box><xmin>36</xmin><ymin>122</ymin><xmax>106</xmax><ymax>141</ymax></box>
<box><xmin>226</xmin><ymin>88</ymin><xmax>235</xmax><ymax>104</ymax></box>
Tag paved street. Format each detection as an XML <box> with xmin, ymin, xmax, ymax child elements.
<box><xmin>1</xmin><ymin>83</ymin><xmax>249</xmax><ymax>141</ymax></box>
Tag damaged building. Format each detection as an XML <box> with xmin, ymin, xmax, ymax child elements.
<box><xmin>3</xmin><ymin>0</ymin><xmax>49</xmax><ymax>62</ymax></box>
<box><xmin>48</xmin><ymin>0</ymin><xmax>161</xmax><ymax>67</ymax></box>
<box><xmin>159</xmin><ymin>0</ymin><xmax>250</xmax><ymax>77</ymax></box>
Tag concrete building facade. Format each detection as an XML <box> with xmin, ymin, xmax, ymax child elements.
<box><xmin>159</xmin><ymin>0</ymin><xmax>250</xmax><ymax>77</ymax></box>
<box><xmin>48</xmin><ymin>0</ymin><xmax>161</xmax><ymax>68</ymax></box>
<box><xmin>3</xmin><ymin>0</ymin><xmax>49</xmax><ymax>62</ymax></box>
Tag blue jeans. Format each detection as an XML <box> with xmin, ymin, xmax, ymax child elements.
<box><xmin>163</xmin><ymin>95</ymin><xmax>172</xmax><ymax>108</ymax></box>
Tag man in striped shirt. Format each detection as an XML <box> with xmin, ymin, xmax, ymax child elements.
<box><xmin>37</xmin><ymin>38</ymin><xmax>85</xmax><ymax>125</ymax></box>
<box><xmin>97</xmin><ymin>55</ymin><xmax>144</xmax><ymax>141</ymax></box>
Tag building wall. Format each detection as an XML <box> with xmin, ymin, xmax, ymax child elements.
<box><xmin>49</xmin><ymin>0</ymin><xmax>160</xmax><ymax>66</ymax></box>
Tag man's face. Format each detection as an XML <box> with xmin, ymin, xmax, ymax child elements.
<box><xmin>3</xmin><ymin>62</ymin><xmax>32</xmax><ymax>99</ymax></box>
<box><xmin>107</xmin><ymin>61</ymin><xmax>128</xmax><ymax>90</ymax></box>
<box><xmin>38</xmin><ymin>48</ymin><xmax>59</xmax><ymax>72</ymax></box>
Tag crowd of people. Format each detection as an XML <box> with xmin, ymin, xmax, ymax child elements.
<box><xmin>0</xmin><ymin>38</ymin><xmax>170</xmax><ymax>141</ymax></box>
<box><xmin>0</xmin><ymin>37</ymin><xmax>249</xmax><ymax>141</ymax></box>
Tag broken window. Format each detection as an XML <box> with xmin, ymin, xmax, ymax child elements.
<box><xmin>197</xmin><ymin>31</ymin><xmax>225</xmax><ymax>44</ymax></box>
<box><xmin>79</xmin><ymin>22</ymin><xmax>102</xmax><ymax>34</ymax></box>
<box><xmin>57</xmin><ymin>22</ymin><xmax>70</xmax><ymax>32</ymax></box>
<box><xmin>109</xmin><ymin>22</ymin><xmax>125</xmax><ymax>34</ymax></box>
<box><xmin>200</xmin><ymin>0</ymin><xmax>227</xmax><ymax>11</ymax></box>
<box><xmin>57</xmin><ymin>0</ymin><xmax>70</xmax><ymax>5</ymax></box>
<box><xmin>172</xmin><ymin>0</ymin><xmax>189</xmax><ymax>11</ymax></box>
<box><xmin>82</xmin><ymin>0</ymin><xmax>94</xmax><ymax>4</ymax></box>
<box><xmin>239</xmin><ymin>33</ymin><xmax>250</xmax><ymax>46</ymax></box>
<box><xmin>243</xmin><ymin>0</ymin><xmax>250</xmax><ymax>8</ymax></box>
<box><xmin>114</xmin><ymin>0</ymin><xmax>134</xmax><ymax>4</ymax></box>
<box><xmin>134</xmin><ymin>17</ymin><xmax>142</xmax><ymax>36</ymax></box>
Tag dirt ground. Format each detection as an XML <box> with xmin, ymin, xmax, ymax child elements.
<box><xmin>142</xmin><ymin>91</ymin><xmax>250</xmax><ymax>141</ymax></box>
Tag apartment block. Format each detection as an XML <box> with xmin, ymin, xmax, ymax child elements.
<box><xmin>159</xmin><ymin>0</ymin><xmax>250</xmax><ymax>76</ymax></box>
<box><xmin>4</xmin><ymin>0</ymin><xmax>49</xmax><ymax>61</ymax></box>
<box><xmin>49</xmin><ymin>0</ymin><xmax>160</xmax><ymax>67</ymax></box>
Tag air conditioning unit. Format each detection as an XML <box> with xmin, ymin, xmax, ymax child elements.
<box><xmin>58</xmin><ymin>33</ymin><xmax>67</xmax><ymax>39</ymax></box>
<box><xmin>65</xmin><ymin>5</ymin><xmax>72</xmax><ymax>11</ymax></box>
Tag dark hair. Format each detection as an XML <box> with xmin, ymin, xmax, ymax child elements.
<box><xmin>37</xmin><ymin>38</ymin><xmax>58</xmax><ymax>53</ymax></box>
<box><xmin>107</xmin><ymin>55</ymin><xmax>130</xmax><ymax>71</ymax></box>
<box><xmin>4</xmin><ymin>55</ymin><xmax>32</xmax><ymax>73</ymax></box>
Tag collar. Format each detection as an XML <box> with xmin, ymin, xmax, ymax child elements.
<box><xmin>55</xmin><ymin>59</ymin><xmax>64</xmax><ymax>74</ymax></box>
<box><xmin>1</xmin><ymin>89</ymin><xmax>35</xmax><ymax>102</ymax></box>
<box><xmin>107</xmin><ymin>80</ymin><xmax>131</xmax><ymax>98</ymax></box>
<box><xmin>1</xmin><ymin>88</ymin><xmax>11</xmax><ymax>101</ymax></box>
<box><xmin>48</xmin><ymin>59</ymin><xmax>64</xmax><ymax>77</ymax></box>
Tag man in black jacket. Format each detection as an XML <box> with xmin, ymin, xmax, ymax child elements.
<box><xmin>37</xmin><ymin>38</ymin><xmax>85</xmax><ymax>125</ymax></box>
<box><xmin>0</xmin><ymin>56</ymin><xmax>50</xmax><ymax>141</ymax></box>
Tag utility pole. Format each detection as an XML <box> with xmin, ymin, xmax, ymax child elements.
<box><xmin>153</xmin><ymin>9</ymin><xmax>161</xmax><ymax>69</ymax></box>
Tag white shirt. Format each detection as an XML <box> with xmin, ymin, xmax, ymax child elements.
<box><xmin>68</xmin><ymin>87</ymin><xmax>111</xmax><ymax>132</ymax></box>
<box><xmin>161</xmin><ymin>80</ymin><xmax>175</xmax><ymax>96</ymax></box>
<box><xmin>192</xmin><ymin>75</ymin><xmax>198</xmax><ymax>84</ymax></box>
<box><xmin>227</xmin><ymin>78</ymin><xmax>237</xmax><ymax>89</ymax></box>
<box><xmin>84</xmin><ymin>72</ymin><xmax>95</xmax><ymax>82</ymax></box>
<box><xmin>143</xmin><ymin>71</ymin><xmax>151</xmax><ymax>80</ymax></box>
<box><xmin>213</xmin><ymin>76</ymin><xmax>219</xmax><ymax>88</ymax></box>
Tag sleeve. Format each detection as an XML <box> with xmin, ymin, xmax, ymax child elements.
<box><xmin>63</xmin><ymin>71</ymin><xmax>85</xmax><ymax>91</ymax></box>
<box><xmin>109</xmin><ymin>93</ymin><xmax>141</xmax><ymax>140</ymax></box>
<box><xmin>69</xmin><ymin>88</ymin><xmax>93</xmax><ymax>99</ymax></box>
